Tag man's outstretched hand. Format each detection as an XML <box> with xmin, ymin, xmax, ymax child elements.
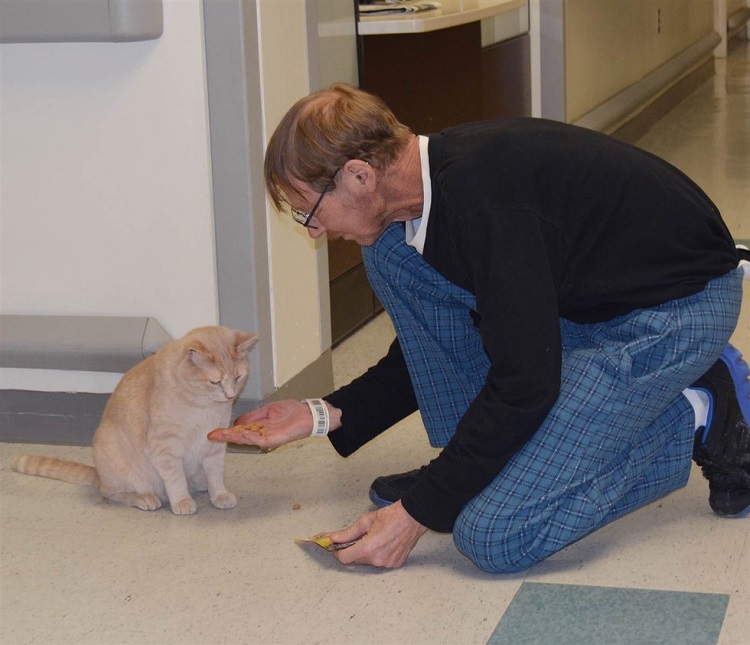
<box><xmin>208</xmin><ymin>399</ymin><xmax>340</xmax><ymax>450</ymax></box>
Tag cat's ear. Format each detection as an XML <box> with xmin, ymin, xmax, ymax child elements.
<box><xmin>235</xmin><ymin>331</ymin><xmax>259</xmax><ymax>355</ymax></box>
<box><xmin>187</xmin><ymin>342</ymin><xmax>214</xmax><ymax>367</ymax></box>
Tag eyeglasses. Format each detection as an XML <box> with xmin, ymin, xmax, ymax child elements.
<box><xmin>290</xmin><ymin>171</ymin><xmax>339</xmax><ymax>229</ymax></box>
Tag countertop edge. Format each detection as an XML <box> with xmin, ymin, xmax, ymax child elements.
<box><xmin>358</xmin><ymin>0</ymin><xmax>527</xmax><ymax>36</ymax></box>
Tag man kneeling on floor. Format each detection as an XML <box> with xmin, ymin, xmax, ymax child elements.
<box><xmin>210</xmin><ymin>84</ymin><xmax>750</xmax><ymax>573</ymax></box>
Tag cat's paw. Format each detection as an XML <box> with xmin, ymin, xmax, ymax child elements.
<box><xmin>211</xmin><ymin>491</ymin><xmax>237</xmax><ymax>509</ymax></box>
<box><xmin>170</xmin><ymin>497</ymin><xmax>198</xmax><ymax>515</ymax></box>
<box><xmin>136</xmin><ymin>493</ymin><xmax>163</xmax><ymax>511</ymax></box>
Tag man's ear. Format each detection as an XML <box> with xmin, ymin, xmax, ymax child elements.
<box><xmin>342</xmin><ymin>159</ymin><xmax>374</xmax><ymax>189</ymax></box>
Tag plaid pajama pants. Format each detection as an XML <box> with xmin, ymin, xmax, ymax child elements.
<box><xmin>362</xmin><ymin>223</ymin><xmax>743</xmax><ymax>573</ymax></box>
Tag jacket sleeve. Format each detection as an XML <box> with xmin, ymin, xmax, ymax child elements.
<box><xmin>325</xmin><ymin>337</ymin><xmax>419</xmax><ymax>457</ymax></box>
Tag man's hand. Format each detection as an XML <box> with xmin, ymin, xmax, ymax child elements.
<box><xmin>328</xmin><ymin>501</ymin><xmax>427</xmax><ymax>569</ymax></box>
<box><xmin>208</xmin><ymin>399</ymin><xmax>340</xmax><ymax>450</ymax></box>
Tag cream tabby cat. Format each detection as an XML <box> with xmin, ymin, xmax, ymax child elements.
<box><xmin>12</xmin><ymin>326</ymin><xmax>258</xmax><ymax>515</ymax></box>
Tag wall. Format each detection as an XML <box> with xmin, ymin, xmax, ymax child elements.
<box><xmin>564</xmin><ymin>0</ymin><xmax>714</xmax><ymax>123</ymax></box>
<box><xmin>721</xmin><ymin>0</ymin><xmax>750</xmax><ymax>53</ymax></box>
<box><xmin>0</xmin><ymin>0</ymin><xmax>333</xmax><ymax>398</ymax></box>
<box><xmin>0</xmin><ymin>0</ymin><xmax>217</xmax><ymax>391</ymax></box>
<box><xmin>257</xmin><ymin>0</ymin><xmax>329</xmax><ymax>389</ymax></box>
<box><xmin>1</xmin><ymin>0</ymin><xmax>723</xmax><ymax>403</ymax></box>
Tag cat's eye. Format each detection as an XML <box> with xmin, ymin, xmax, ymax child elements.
<box><xmin>234</xmin><ymin>375</ymin><xmax>244</xmax><ymax>382</ymax></box>
<box><xmin>210</xmin><ymin>380</ymin><xmax>221</xmax><ymax>386</ymax></box>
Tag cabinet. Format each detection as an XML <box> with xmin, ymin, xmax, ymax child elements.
<box><xmin>329</xmin><ymin>237</ymin><xmax>382</xmax><ymax>344</ymax></box>
<box><xmin>358</xmin><ymin>10</ymin><xmax>531</xmax><ymax>132</ymax></box>
<box><xmin>359</xmin><ymin>21</ymin><xmax>484</xmax><ymax>133</ymax></box>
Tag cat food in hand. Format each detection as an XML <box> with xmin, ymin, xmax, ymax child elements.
<box><xmin>236</xmin><ymin>421</ymin><xmax>265</xmax><ymax>436</ymax></box>
<box><xmin>242</xmin><ymin>421</ymin><xmax>266</xmax><ymax>437</ymax></box>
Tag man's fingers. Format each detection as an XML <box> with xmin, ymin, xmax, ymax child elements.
<box><xmin>207</xmin><ymin>426</ymin><xmax>263</xmax><ymax>445</ymax></box>
<box><xmin>235</xmin><ymin>409</ymin><xmax>267</xmax><ymax>425</ymax></box>
<box><xmin>207</xmin><ymin>428</ymin><xmax>231</xmax><ymax>442</ymax></box>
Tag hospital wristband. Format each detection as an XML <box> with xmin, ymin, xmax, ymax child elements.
<box><xmin>303</xmin><ymin>398</ymin><xmax>330</xmax><ymax>437</ymax></box>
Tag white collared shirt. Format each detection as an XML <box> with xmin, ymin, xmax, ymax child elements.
<box><xmin>404</xmin><ymin>135</ymin><xmax>431</xmax><ymax>255</ymax></box>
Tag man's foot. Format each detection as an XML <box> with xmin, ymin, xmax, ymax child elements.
<box><xmin>691</xmin><ymin>344</ymin><xmax>750</xmax><ymax>516</ymax></box>
<box><xmin>369</xmin><ymin>464</ymin><xmax>430</xmax><ymax>508</ymax></box>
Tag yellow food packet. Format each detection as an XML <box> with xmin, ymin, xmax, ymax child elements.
<box><xmin>295</xmin><ymin>534</ymin><xmax>358</xmax><ymax>551</ymax></box>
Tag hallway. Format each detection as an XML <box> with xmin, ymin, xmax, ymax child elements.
<box><xmin>1</xmin><ymin>39</ymin><xmax>748</xmax><ymax>645</ymax></box>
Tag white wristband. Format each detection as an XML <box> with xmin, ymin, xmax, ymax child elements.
<box><xmin>303</xmin><ymin>398</ymin><xmax>330</xmax><ymax>437</ymax></box>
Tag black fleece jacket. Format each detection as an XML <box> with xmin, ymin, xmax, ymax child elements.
<box><xmin>327</xmin><ymin>119</ymin><xmax>738</xmax><ymax>532</ymax></box>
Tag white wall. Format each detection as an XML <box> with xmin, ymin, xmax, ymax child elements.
<box><xmin>716</xmin><ymin>0</ymin><xmax>750</xmax><ymax>57</ymax></box>
<box><xmin>1</xmin><ymin>0</ymin><xmax>334</xmax><ymax>397</ymax></box>
<box><xmin>564</xmin><ymin>0</ymin><xmax>715</xmax><ymax>123</ymax></box>
<box><xmin>256</xmin><ymin>0</ymin><xmax>329</xmax><ymax>389</ymax></box>
<box><xmin>0</xmin><ymin>0</ymin><xmax>221</xmax><ymax>393</ymax></box>
<box><xmin>1</xmin><ymin>0</ymin><xmax>218</xmax><ymax>365</ymax></box>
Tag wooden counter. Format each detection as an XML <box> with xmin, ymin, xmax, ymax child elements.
<box><xmin>358</xmin><ymin>0</ymin><xmax>527</xmax><ymax>35</ymax></box>
<box><xmin>357</xmin><ymin>0</ymin><xmax>530</xmax><ymax>134</ymax></box>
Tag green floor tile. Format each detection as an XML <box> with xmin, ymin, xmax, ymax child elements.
<box><xmin>488</xmin><ymin>582</ymin><xmax>729</xmax><ymax>645</ymax></box>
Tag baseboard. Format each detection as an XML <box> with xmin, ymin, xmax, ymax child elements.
<box><xmin>573</xmin><ymin>32</ymin><xmax>721</xmax><ymax>137</ymax></box>
<box><xmin>0</xmin><ymin>349</ymin><xmax>334</xmax><ymax>447</ymax></box>
<box><xmin>0</xmin><ymin>315</ymin><xmax>172</xmax><ymax>373</ymax></box>
<box><xmin>610</xmin><ymin>59</ymin><xmax>715</xmax><ymax>144</ymax></box>
<box><xmin>0</xmin><ymin>390</ymin><xmax>109</xmax><ymax>446</ymax></box>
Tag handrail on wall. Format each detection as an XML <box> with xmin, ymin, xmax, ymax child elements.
<box><xmin>0</xmin><ymin>0</ymin><xmax>163</xmax><ymax>43</ymax></box>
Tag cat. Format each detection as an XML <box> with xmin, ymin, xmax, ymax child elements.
<box><xmin>12</xmin><ymin>325</ymin><xmax>258</xmax><ymax>515</ymax></box>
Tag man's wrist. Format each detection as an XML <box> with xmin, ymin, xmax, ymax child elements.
<box><xmin>303</xmin><ymin>398</ymin><xmax>330</xmax><ymax>436</ymax></box>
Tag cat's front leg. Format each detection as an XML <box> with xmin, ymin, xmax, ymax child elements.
<box><xmin>148</xmin><ymin>448</ymin><xmax>197</xmax><ymax>515</ymax></box>
<box><xmin>202</xmin><ymin>446</ymin><xmax>237</xmax><ymax>510</ymax></box>
<box><xmin>211</xmin><ymin>490</ymin><xmax>237</xmax><ymax>509</ymax></box>
<box><xmin>170</xmin><ymin>496</ymin><xmax>198</xmax><ymax>515</ymax></box>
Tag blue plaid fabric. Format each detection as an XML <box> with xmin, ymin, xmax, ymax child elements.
<box><xmin>363</xmin><ymin>223</ymin><xmax>743</xmax><ymax>573</ymax></box>
<box><xmin>363</xmin><ymin>224</ymin><xmax>489</xmax><ymax>448</ymax></box>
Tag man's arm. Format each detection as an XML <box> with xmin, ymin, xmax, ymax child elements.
<box><xmin>326</xmin><ymin>336</ymin><xmax>419</xmax><ymax>457</ymax></box>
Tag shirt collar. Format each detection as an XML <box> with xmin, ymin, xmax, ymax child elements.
<box><xmin>404</xmin><ymin>135</ymin><xmax>431</xmax><ymax>254</ymax></box>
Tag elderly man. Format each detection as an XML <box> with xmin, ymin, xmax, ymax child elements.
<box><xmin>211</xmin><ymin>84</ymin><xmax>749</xmax><ymax>573</ymax></box>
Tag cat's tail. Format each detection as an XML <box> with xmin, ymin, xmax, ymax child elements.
<box><xmin>12</xmin><ymin>455</ymin><xmax>99</xmax><ymax>487</ymax></box>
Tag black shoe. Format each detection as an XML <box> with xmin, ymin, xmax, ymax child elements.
<box><xmin>691</xmin><ymin>344</ymin><xmax>750</xmax><ymax>516</ymax></box>
<box><xmin>369</xmin><ymin>464</ymin><xmax>431</xmax><ymax>508</ymax></box>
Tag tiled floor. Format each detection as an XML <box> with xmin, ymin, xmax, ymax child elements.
<box><xmin>1</xmin><ymin>39</ymin><xmax>749</xmax><ymax>645</ymax></box>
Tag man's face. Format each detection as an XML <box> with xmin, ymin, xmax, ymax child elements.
<box><xmin>287</xmin><ymin>165</ymin><xmax>388</xmax><ymax>246</ymax></box>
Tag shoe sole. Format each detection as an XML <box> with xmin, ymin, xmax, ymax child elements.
<box><xmin>368</xmin><ymin>488</ymin><xmax>395</xmax><ymax>508</ymax></box>
<box><xmin>720</xmin><ymin>344</ymin><xmax>750</xmax><ymax>427</ymax></box>
<box><xmin>706</xmin><ymin>344</ymin><xmax>750</xmax><ymax>517</ymax></box>
<box><xmin>712</xmin><ymin>501</ymin><xmax>750</xmax><ymax>518</ymax></box>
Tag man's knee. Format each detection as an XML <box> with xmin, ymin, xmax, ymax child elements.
<box><xmin>452</xmin><ymin>514</ymin><xmax>549</xmax><ymax>574</ymax></box>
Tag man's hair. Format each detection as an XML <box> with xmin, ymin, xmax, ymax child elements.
<box><xmin>264</xmin><ymin>83</ymin><xmax>412</xmax><ymax>209</ymax></box>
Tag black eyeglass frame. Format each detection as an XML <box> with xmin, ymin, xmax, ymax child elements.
<box><xmin>290</xmin><ymin>170</ymin><xmax>340</xmax><ymax>229</ymax></box>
